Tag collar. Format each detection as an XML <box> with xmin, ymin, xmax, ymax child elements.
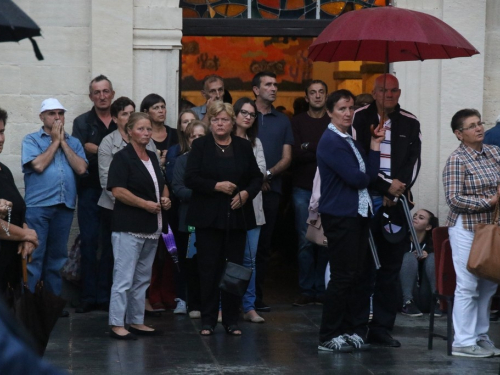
<box><xmin>328</xmin><ymin>123</ymin><xmax>350</xmax><ymax>139</ymax></box>
<box><xmin>459</xmin><ymin>142</ymin><xmax>486</xmax><ymax>159</ymax></box>
<box><xmin>90</xmin><ymin>106</ymin><xmax>117</xmax><ymax>128</ymax></box>
<box><xmin>111</xmin><ymin>130</ymin><xmax>128</xmax><ymax>147</ymax></box>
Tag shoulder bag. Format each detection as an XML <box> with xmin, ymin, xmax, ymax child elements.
<box><xmin>467</xmin><ymin>200</ymin><xmax>500</xmax><ymax>283</ymax></box>
<box><xmin>305</xmin><ymin>216</ymin><xmax>328</xmax><ymax>247</ymax></box>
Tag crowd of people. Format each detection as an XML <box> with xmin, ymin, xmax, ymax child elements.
<box><xmin>0</xmin><ymin>71</ymin><xmax>499</xmax><ymax>358</ymax></box>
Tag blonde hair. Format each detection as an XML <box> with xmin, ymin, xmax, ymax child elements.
<box><xmin>182</xmin><ymin>120</ymin><xmax>207</xmax><ymax>153</ymax></box>
<box><xmin>206</xmin><ymin>101</ymin><xmax>235</xmax><ymax>123</ymax></box>
<box><xmin>125</xmin><ymin>112</ymin><xmax>150</xmax><ymax>136</ymax></box>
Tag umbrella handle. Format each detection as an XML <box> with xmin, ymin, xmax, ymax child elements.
<box><xmin>21</xmin><ymin>257</ymin><xmax>28</xmax><ymax>285</ymax></box>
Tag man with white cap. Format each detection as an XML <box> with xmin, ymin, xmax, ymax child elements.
<box><xmin>22</xmin><ymin>98</ymin><xmax>87</xmax><ymax>316</ymax></box>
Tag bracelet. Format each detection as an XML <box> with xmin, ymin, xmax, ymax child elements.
<box><xmin>1</xmin><ymin>206</ymin><xmax>11</xmax><ymax>236</ymax></box>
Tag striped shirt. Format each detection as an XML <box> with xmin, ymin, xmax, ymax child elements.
<box><xmin>379</xmin><ymin>118</ymin><xmax>392</xmax><ymax>177</ymax></box>
<box><xmin>443</xmin><ymin>143</ymin><xmax>500</xmax><ymax>231</ymax></box>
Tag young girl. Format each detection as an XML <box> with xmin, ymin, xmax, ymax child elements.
<box><xmin>171</xmin><ymin>120</ymin><xmax>208</xmax><ymax>319</ymax></box>
<box><xmin>400</xmin><ymin>209</ymin><xmax>439</xmax><ymax>317</ymax></box>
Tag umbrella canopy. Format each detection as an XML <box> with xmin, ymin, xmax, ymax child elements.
<box><xmin>309</xmin><ymin>6</ymin><xmax>479</xmax><ymax>63</ymax></box>
<box><xmin>0</xmin><ymin>0</ymin><xmax>44</xmax><ymax>60</ymax></box>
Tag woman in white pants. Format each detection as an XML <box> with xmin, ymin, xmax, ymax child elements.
<box><xmin>107</xmin><ymin>113</ymin><xmax>171</xmax><ymax>340</ymax></box>
<box><xmin>443</xmin><ymin>108</ymin><xmax>500</xmax><ymax>358</ymax></box>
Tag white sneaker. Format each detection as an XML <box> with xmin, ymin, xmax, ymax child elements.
<box><xmin>173</xmin><ymin>298</ymin><xmax>187</xmax><ymax>314</ymax></box>
<box><xmin>477</xmin><ymin>339</ymin><xmax>500</xmax><ymax>356</ymax></box>
<box><xmin>189</xmin><ymin>310</ymin><xmax>201</xmax><ymax>319</ymax></box>
<box><xmin>452</xmin><ymin>345</ymin><xmax>494</xmax><ymax>358</ymax></box>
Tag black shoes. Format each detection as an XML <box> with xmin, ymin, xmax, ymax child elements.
<box><xmin>75</xmin><ymin>302</ymin><xmax>96</xmax><ymax>314</ymax></box>
<box><xmin>367</xmin><ymin>331</ymin><xmax>401</xmax><ymax>347</ymax></box>
<box><xmin>128</xmin><ymin>326</ymin><xmax>162</xmax><ymax>336</ymax></box>
<box><xmin>109</xmin><ymin>330</ymin><xmax>137</xmax><ymax>341</ymax></box>
<box><xmin>292</xmin><ymin>294</ymin><xmax>316</xmax><ymax>307</ymax></box>
<box><xmin>59</xmin><ymin>310</ymin><xmax>69</xmax><ymax>318</ymax></box>
<box><xmin>255</xmin><ymin>300</ymin><xmax>271</xmax><ymax>312</ymax></box>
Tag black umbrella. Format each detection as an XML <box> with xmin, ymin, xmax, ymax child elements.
<box><xmin>9</xmin><ymin>259</ymin><xmax>66</xmax><ymax>356</ymax></box>
<box><xmin>0</xmin><ymin>0</ymin><xmax>44</xmax><ymax>60</ymax></box>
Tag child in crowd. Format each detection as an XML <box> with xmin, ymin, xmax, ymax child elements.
<box><xmin>400</xmin><ymin>209</ymin><xmax>440</xmax><ymax>317</ymax></box>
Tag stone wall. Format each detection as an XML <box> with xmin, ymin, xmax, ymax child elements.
<box><xmin>393</xmin><ymin>0</ymin><xmax>494</xmax><ymax>222</ymax></box>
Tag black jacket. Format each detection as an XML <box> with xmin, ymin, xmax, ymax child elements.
<box><xmin>107</xmin><ymin>143</ymin><xmax>166</xmax><ymax>233</ymax></box>
<box><xmin>352</xmin><ymin>102</ymin><xmax>421</xmax><ymax>201</ymax></box>
<box><xmin>72</xmin><ymin>107</ymin><xmax>117</xmax><ymax>188</ymax></box>
<box><xmin>184</xmin><ymin>133</ymin><xmax>263</xmax><ymax>230</ymax></box>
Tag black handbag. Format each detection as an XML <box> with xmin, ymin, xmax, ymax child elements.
<box><xmin>218</xmin><ymin>191</ymin><xmax>253</xmax><ymax>297</ymax></box>
<box><xmin>219</xmin><ymin>261</ymin><xmax>252</xmax><ymax>297</ymax></box>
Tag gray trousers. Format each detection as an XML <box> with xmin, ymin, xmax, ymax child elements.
<box><xmin>109</xmin><ymin>232</ymin><xmax>158</xmax><ymax>326</ymax></box>
<box><xmin>399</xmin><ymin>251</ymin><xmax>436</xmax><ymax>303</ymax></box>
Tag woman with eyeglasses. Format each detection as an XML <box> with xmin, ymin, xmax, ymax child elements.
<box><xmin>184</xmin><ymin>101</ymin><xmax>262</xmax><ymax>336</ymax></box>
<box><xmin>443</xmin><ymin>109</ymin><xmax>500</xmax><ymax>358</ymax></box>
<box><xmin>232</xmin><ymin>97</ymin><xmax>266</xmax><ymax>324</ymax></box>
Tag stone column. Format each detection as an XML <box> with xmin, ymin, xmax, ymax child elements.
<box><xmin>91</xmin><ymin>0</ymin><xmax>134</xmax><ymax>97</ymax></box>
<box><xmin>393</xmin><ymin>0</ymin><xmax>487</xmax><ymax>220</ymax></box>
<box><xmin>133</xmin><ymin>0</ymin><xmax>183</xmax><ymax>128</ymax></box>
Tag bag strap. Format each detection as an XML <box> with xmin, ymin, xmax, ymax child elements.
<box><xmin>225</xmin><ymin>189</ymin><xmax>253</xmax><ymax>269</ymax></box>
<box><xmin>493</xmin><ymin>197</ymin><xmax>500</xmax><ymax>225</ymax></box>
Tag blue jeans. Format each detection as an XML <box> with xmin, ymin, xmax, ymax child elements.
<box><xmin>26</xmin><ymin>205</ymin><xmax>74</xmax><ymax>295</ymax></box>
<box><xmin>242</xmin><ymin>226</ymin><xmax>261</xmax><ymax>313</ymax></box>
<box><xmin>292</xmin><ymin>187</ymin><xmax>328</xmax><ymax>297</ymax></box>
<box><xmin>78</xmin><ymin>187</ymin><xmax>112</xmax><ymax>304</ymax></box>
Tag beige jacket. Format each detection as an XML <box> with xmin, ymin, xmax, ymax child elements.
<box><xmin>252</xmin><ymin>138</ymin><xmax>266</xmax><ymax>226</ymax></box>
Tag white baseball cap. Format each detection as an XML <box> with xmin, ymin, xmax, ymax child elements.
<box><xmin>40</xmin><ymin>98</ymin><xmax>67</xmax><ymax>114</ymax></box>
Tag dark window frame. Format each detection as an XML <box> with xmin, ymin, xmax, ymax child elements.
<box><xmin>183</xmin><ymin>19</ymin><xmax>332</xmax><ymax>37</ymax></box>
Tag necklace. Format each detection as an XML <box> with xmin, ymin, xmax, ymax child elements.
<box><xmin>215</xmin><ymin>141</ymin><xmax>230</xmax><ymax>153</ymax></box>
<box><xmin>1</xmin><ymin>206</ymin><xmax>11</xmax><ymax>237</ymax></box>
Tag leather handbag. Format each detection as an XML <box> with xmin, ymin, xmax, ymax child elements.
<box><xmin>467</xmin><ymin>201</ymin><xmax>500</xmax><ymax>283</ymax></box>
<box><xmin>219</xmin><ymin>261</ymin><xmax>252</xmax><ymax>297</ymax></box>
<box><xmin>305</xmin><ymin>216</ymin><xmax>328</xmax><ymax>247</ymax></box>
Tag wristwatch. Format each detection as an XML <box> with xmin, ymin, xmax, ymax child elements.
<box><xmin>266</xmin><ymin>170</ymin><xmax>273</xmax><ymax>181</ymax></box>
<box><xmin>301</xmin><ymin>142</ymin><xmax>309</xmax><ymax>150</ymax></box>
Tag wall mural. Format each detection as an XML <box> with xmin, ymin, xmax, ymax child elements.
<box><xmin>182</xmin><ymin>36</ymin><xmax>314</xmax><ymax>91</ymax></box>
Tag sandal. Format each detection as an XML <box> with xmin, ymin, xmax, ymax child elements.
<box><xmin>199</xmin><ymin>325</ymin><xmax>215</xmax><ymax>336</ymax></box>
<box><xmin>223</xmin><ymin>324</ymin><xmax>242</xmax><ymax>336</ymax></box>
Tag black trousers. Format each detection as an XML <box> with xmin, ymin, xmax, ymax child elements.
<box><xmin>196</xmin><ymin>227</ymin><xmax>246</xmax><ymax>327</ymax></box>
<box><xmin>353</xmin><ymin>219</ymin><xmax>408</xmax><ymax>337</ymax></box>
<box><xmin>177</xmin><ymin>231</ymin><xmax>201</xmax><ymax>312</ymax></box>
<box><xmin>319</xmin><ymin>214</ymin><xmax>370</xmax><ymax>343</ymax></box>
<box><xmin>255</xmin><ymin>191</ymin><xmax>281</xmax><ymax>302</ymax></box>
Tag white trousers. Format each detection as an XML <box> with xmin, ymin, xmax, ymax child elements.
<box><xmin>448</xmin><ymin>216</ymin><xmax>498</xmax><ymax>347</ymax></box>
<box><xmin>109</xmin><ymin>232</ymin><xmax>158</xmax><ymax>327</ymax></box>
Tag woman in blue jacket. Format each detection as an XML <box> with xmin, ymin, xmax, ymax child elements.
<box><xmin>317</xmin><ymin>90</ymin><xmax>385</xmax><ymax>353</ymax></box>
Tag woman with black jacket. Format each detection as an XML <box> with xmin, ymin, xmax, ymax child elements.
<box><xmin>185</xmin><ymin>102</ymin><xmax>262</xmax><ymax>336</ymax></box>
<box><xmin>107</xmin><ymin>112</ymin><xmax>171</xmax><ymax>340</ymax></box>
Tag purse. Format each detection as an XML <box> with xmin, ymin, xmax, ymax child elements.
<box><xmin>467</xmin><ymin>200</ymin><xmax>500</xmax><ymax>283</ymax></box>
<box><xmin>218</xmin><ymin>191</ymin><xmax>253</xmax><ymax>297</ymax></box>
<box><xmin>305</xmin><ymin>216</ymin><xmax>328</xmax><ymax>247</ymax></box>
<box><xmin>219</xmin><ymin>261</ymin><xmax>252</xmax><ymax>297</ymax></box>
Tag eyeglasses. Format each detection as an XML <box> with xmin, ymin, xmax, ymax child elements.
<box><xmin>239</xmin><ymin>109</ymin><xmax>257</xmax><ymax>119</ymax></box>
<box><xmin>210</xmin><ymin>117</ymin><xmax>231</xmax><ymax>124</ymax></box>
<box><xmin>459</xmin><ymin>121</ymin><xmax>484</xmax><ymax>131</ymax></box>
<box><xmin>151</xmin><ymin>105</ymin><xmax>166</xmax><ymax>111</ymax></box>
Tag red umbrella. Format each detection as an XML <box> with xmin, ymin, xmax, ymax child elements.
<box><xmin>309</xmin><ymin>6</ymin><xmax>479</xmax><ymax>63</ymax></box>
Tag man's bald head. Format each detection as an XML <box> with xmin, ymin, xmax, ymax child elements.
<box><xmin>372</xmin><ymin>74</ymin><xmax>401</xmax><ymax>113</ymax></box>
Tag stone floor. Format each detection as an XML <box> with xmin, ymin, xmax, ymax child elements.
<box><xmin>44</xmin><ymin>247</ymin><xmax>500</xmax><ymax>374</ymax></box>
<box><xmin>45</xmin><ymin>300</ymin><xmax>500</xmax><ymax>374</ymax></box>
